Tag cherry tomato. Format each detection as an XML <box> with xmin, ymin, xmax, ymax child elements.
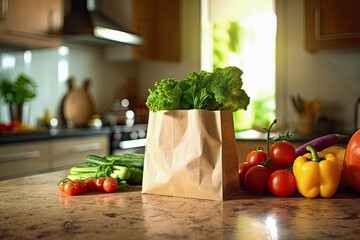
<box><xmin>103</xmin><ymin>177</ymin><xmax>118</xmax><ymax>193</ymax></box>
<box><xmin>246</xmin><ymin>147</ymin><xmax>267</xmax><ymax>166</ymax></box>
<box><xmin>270</xmin><ymin>141</ymin><xmax>296</xmax><ymax>168</ymax></box>
<box><xmin>57</xmin><ymin>180</ymin><xmax>66</xmax><ymax>192</ymax></box>
<box><xmin>9</xmin><ymin>120</ymin><xmax>20</xmax><ymax>131</ymax></box>
<box><xmin>74</xmin><ymin>179</ymin><xmax>87</xmax><ymax>193</ymax></box>
<box><xmin>344</xmin><ymin>129</ymin><xmax>360</xmax><ymax>191</ymax></box>
<box><xmin>239</xmin><ymin>162</ymin><xmax>252</xmax><ymax>190</ymax></box>
<box><xmin>268</xmin><ymin>170</ymin><xmax>296</xmax><ymax>197</ymax></box>
<box><xmin>0</xmin><ymin>123</ymin><xmax>8</xmax><ymax>132</ymax></box>
<box><xmin>95</xmin><ymin>177</ymin><xmax>106</xmax><ymax>192</ymax></box>
<box><xmin>85</xmin><ymin>178</ymin><xmax>96</xmax><ymax>192</ymax></box>
<box><xmin>64</xmin><ymin>181</ymin><xmax>80</xmax><ymax>196</ymax></box>
<box><xmin>245</xmin><ymin>165</ymin><xmax>271</xmax><ymax>193</ymax></box>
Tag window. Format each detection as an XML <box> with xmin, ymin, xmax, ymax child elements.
<box><xmin>201</xmin><ymin>0</ymin><xmax>276</xmax><ymax>131</ymax></box>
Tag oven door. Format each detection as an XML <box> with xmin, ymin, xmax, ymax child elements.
<box><xmin>111</xmin><ymin>138</ymin><xmax>146</xmax><ymax>154</ymax></box>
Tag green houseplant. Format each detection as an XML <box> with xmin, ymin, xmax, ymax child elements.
<box><xmin>0</xmin><ymin>74</ymin><xmax>37</xmax><ymax>122</ymax></box>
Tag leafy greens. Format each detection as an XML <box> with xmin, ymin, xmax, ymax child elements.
<box><xmin>146</xmin><ymin>66</ymin><xmax>250</xmax><ymax>112</ymax></box>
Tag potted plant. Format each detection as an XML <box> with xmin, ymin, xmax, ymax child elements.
<box><xmin>0</xmin><ymin>74</ymin><xmax>37</xmax><ymax>123</ymax></box>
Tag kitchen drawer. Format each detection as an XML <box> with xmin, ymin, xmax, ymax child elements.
<box><xmin>0</xmin><ymin>141</ymin><xmax>50</xmax><ymax>179</ymax></box>
<box><xmin>50</xmin><ymin>135</ymin><xmax>109</xmax><ymax>168</ymax></box>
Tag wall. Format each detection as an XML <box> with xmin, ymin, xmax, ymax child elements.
<box><xmin>0</xmin><ymin>45</ymin><xmax>137</xmax><ymax>125</ymax></box>
<box><xmin>276</xmin><ymin>0</ymin><xmax>360</xmax><ymax>134</ymax></box>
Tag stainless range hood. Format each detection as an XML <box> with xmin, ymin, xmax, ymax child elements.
<box><xmin>63</xmin><ymin>0</ymin><xmax>143</xmax><ymax>46</ymax></box>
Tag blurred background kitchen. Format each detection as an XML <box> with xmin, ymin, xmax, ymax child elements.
<box><xmin>1</xmin><ymin>0</ymin><xmax>360</xmax><ymax>178</ymax></box>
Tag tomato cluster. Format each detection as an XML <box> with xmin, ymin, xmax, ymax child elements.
<box><xmin>58</xmin><ymin>177</ymin><xmax>118</xmax><ymax>196</ymax></box>
<box><xmin>239</xmin><ymin>120</ymin><xmax>297</xmax><ymax>197</ymax></box>
<box><xmin>239</xmin><ymin>140</ymin><xmax>297</xmax><ymax>197</ymax></box>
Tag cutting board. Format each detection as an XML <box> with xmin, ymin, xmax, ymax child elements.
<box><xmin>63</xmin><ymin>78</ymin><xmax>94</xmax><ymax>127</ymax></box>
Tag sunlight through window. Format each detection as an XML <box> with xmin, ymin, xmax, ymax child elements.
<box><xmin>202</xmin><ymin>0</ymin><xmax>276</xmax><ymax>131</ymax></box>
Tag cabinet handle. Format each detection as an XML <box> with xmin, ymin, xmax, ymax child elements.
<box><xmin>315</xmin><ymin>6</ymin><xmax>360</xmax><ymax>41</ymax></box>
<box><xmin>0</xmin><ymin>151</ymin><xmax>40</xmax><ymax>162</ymax></box>
<box><xmin>1</xmin><ymin>0</ymin><xmax>7</xmax><ymax>21</ymax></box>
<box><xmin>69</xmin><ymin>143</ymin><xmax>102</xmax><ymax>153</ymax></box>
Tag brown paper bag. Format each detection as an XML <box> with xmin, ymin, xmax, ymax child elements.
<box><xmin>142</xmin><ymin>109</ymin><xmax>240</xmax><ymax>201</ymax></box>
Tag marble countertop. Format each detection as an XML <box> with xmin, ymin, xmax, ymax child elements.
<box><xmin>1</xmin><ymin>170</ymin><xmax>360</xmax><ymax>240</ymax></box>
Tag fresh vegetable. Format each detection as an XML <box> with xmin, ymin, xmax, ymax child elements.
<box><xmin>104</xmin><ymin>153</ymin><xmax>145</xmax><ymax>169</ymax></box>
<box><xmin>244</xmin><ymin>165</ymin><xmax>271</xmax><ymax>193</ymax></box>
<box><xmin>69</xmin><ymin>166</ymin><xmax>98</xmax><ymax>175</ymax></box>
<box><xmin>74</xmin><ymin>179</ymin><xmax>87</xmax><ymax>193</ymax></box>
<box><xmin>246</xmin><ymin>147</ymin><xmax>267</xmax><ymax>166</ymax></box>
<box><xmin>95</xmin><ymin>177</ymin><xmax>106</xmax><ymax>192</ymax></box>
<box><xmin>293</xmin><ymin>145</ymin><xmax>341</xmax><ymax>198</ymax></box>
<box><xmin>146</xmin><ymin>66</ymin><xmax>250</xmax><ymax>112</ymax></box>
<box><xmin>295</xmin><ymin>134</ymin><xmax>341</xmax><ymax>157</ymax></box>
<box><xmin>85</xmin><ymin>155</ymin><xmax>108</xmax><ymax>167</ymax></box>
<box><xmin>268</xmin><ymin>170</ymin><xmax>296</xmax><ymax>197</ymax></box>
<box><xmin>110</xmin><ymin>166</ymin><xmax>131</xmax><ymax>180</ymax></box>
<box><xmin>322</xmin><ymin>145</ymin><xmax>348</xmax><ymax>190</ymax></box>
<box><xmin>128</xmin><ymin>167</ymin><xmax>143</xmax><ymax>185</ymax></box>
<box><xmin>238</xmin><ymin>162</ymin><xmax>252</xmax><ymax>189</ymax></box>
<box><xmin>84</xmin><ymin>178</ymin><xmax>96</xmax><ymax>192</ymax></box>
<box><xmin>64</xmin><ymin>180</ymin><xmax>80</xmax><ymax>196</ymax></box>
<box><xmin>270</xmin><ymin>141</ymin><xmax>296</xmax><ymax>168</ymax></box>
<box><xmin>103</xmin><ymin>177</ymin><xmax>118</xmax><ymax>193</ymax></box>
<box><xmin>344</xmin><ymin>129</ymin><xmax>360</xmax><ymax>191</ymax></box>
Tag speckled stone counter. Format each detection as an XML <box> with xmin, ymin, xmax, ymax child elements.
<box><xmin>1</xmin><ymin>170</ymin><xmax>360</xmax><ymax>240</ymax></box>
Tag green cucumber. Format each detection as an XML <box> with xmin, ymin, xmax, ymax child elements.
<box><xmin>104</xmin><ymin>153</ymin><xmax>144</xmax><ymax>169</ymax></box>
<box><xmin>85</xmin><ymin>155</ymin><xmax>109</xmax><ymax>167</ymax></box>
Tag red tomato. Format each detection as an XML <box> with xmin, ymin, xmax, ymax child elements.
<box><xmin>268</xmin><ymin>170</ymin><xmax>296</xmax><ymax>197</ymax></box>
<box><xmin>74</xmin><ymin>180</ymin><xmax>87</xmax><ymax>193</ymax></box>
<box><xmin>239</xmin><ymin>162</ymin><xmax>252</xmax><ymax>190</ymax></box>
<box><xmin>103</xmin><ymin>177</ymin><xmax>118</xmax><ymax>193</ymax></box>
<box><xmin>245</xmin><ymin>165</ymin><xmax>271</xmax><ymax>193</ymax></box>
<box><xmin>270</xmin><ymin>141</ymin><xmax>296</xmax><ymax>168</ymax></box>
<box><xmin>64</xmin><ymin>181</ymin><xmax>80</xmax><ymax>196</ymax></box>
<box><xmin>246</xmin><ymin>147</ymin><xmax>267</xmax><ymax>166</ymax></box>
<box><xmin>57</xmin><ymin>180</ymin><xmax>66</xmax><ymax>192</ymax></box>
<box><xmin>344</xmin><ymin>129</ymin><xmax>360</xmax><ymax>191</ymax></box>
<box><xmin>9</xmin><ymin>120</ymin><xmax>20</xmax><ymax>131</ymax></box>
<box><xmin>95</xmin><ymin>177</ymin><xmax>106</xmax><ymax>192</ymax></box>
<box><xmin>0</xmin><ymin>123</ymin><xmax>8</xmax><ymax>131</ymax></box>
<box><xmin>85</xmin><ymin>178</ymin><xmax>96</xmax><ymax>192</ymax></box>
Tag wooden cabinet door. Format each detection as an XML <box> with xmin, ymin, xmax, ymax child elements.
<box><xmin>155</xmin><ymin>0</ymin><xmax>180</xmax><ymax>61</ymax></box>
<box><xmin>0</xmin><ymin>141</ymin><xmax>50</xmax><ymax>179</ymax></box>
<box><xmin>50</xmin><ymin>136</ymin><xmax>109</xmax><ymax>169</ymax></box>
<box><xmin>305</xmin><ymin>0</ymin><xmax>360</xmax><ymax>51</ymax></box>
<box><xmin>0</xmin><ymin>0</ymin><xmax>63</xmax><ymax>48</ymax></box>
<box><xmin>132</xmin><ymin>0</ymin><xmax>180</xmax><ymax>61</ymax></box>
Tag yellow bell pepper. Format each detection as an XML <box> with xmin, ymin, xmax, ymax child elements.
<box><xmin>293</xmin><ymin>145</ymin><xmax>341</xmax><ymax>198</ymax></box>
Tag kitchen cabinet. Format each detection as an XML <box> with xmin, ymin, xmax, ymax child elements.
<box><xmin>0</xmin><ymin>135</ymin><xmax>109</xmax><ymax>179</ymax></box>
<box><xmin>132</xmin><ymin>0</ymin><xmax>180</xmax><ymax>61</ymax></box>
<box><xmin>0</xmin><ymin>0</ymin><xmax>63</xmax><ymax>49</ymax></box>
<box><xmin>50</xmin><ymin>135</ymin><xmax>108</xmax><ymax>168</ymax></box>
<box><xmin>104</xmin><ymin>0</ymin><xmax>180</xmax><ymax>62</ymax></box>
<box><xmin>0</xmin><ymin>141</ymin><xmax>50</xmax><ymax>179</ymax></box>
<box><xmin>305</xmin><ymin>0</ymin><xmax>360</xmax><ymax>51</ymax></box>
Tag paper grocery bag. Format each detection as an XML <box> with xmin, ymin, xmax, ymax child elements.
<box><xmin>142</xmin><ymin>109</ymin><xmax>240</xmax><ymax>201</ymax></box>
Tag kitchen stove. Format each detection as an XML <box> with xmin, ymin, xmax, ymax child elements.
<box><xmin>110</xmin><ymin>124</ymin><xmax>147</xmax><ymax>154</ymax></box>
